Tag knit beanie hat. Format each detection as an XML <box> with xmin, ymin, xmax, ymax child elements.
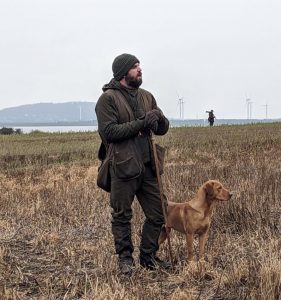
<box><xmin>112</xmin><ymin>53</ymin><xmax>140</xmax><ymax>81</ymax></box>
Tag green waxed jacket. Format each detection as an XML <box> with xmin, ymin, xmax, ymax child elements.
<box><xmin>95</xmin><ymin>80</ymin><xmax>169</xmax><ymax>168</ymax></box>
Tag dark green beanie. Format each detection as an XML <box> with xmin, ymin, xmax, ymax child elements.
<box><xmin>112</xmin><ymin>53</ymin><xmax>140</xmax><ymax>81</ymax></box>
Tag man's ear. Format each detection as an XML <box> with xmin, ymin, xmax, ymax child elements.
<box><xmin>205</xmin><ymin>182</ymin><xmax>214</xmax><ymax>197</ymax></box>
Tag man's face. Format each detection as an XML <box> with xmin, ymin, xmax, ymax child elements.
<box><xmin>125</xmin><ymin>63</ymin><xmax>142</xmax><ymax>88</ymax></box>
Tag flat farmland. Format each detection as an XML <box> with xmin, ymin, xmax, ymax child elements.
<box><xmin>0</xmin><ymin>123</ymin><xmax>280</xmax><ymax>299</ymax></box>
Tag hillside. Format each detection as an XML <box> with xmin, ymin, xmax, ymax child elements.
<box><xmin>0</xmin><ymin>102</ymin><xmax>280</xmax><ymax>127</ymax></box>
<box><xmin>0</xmin><ymin>102</ymin><xmax>96</xmax><ymax>124</ymax></box>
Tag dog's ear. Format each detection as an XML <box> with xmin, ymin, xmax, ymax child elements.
<box><xmin>205</xmin><ymin>182</ymin><xmax>214</xmax><ymax>197</ymax></box>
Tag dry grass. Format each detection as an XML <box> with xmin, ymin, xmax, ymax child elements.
<box><xmin>0</xmin><ymin>123</ymin><xmax>280</xmax><ymax>299</ymax></box>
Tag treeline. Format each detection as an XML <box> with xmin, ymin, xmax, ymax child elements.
<box><xmin>0</xmin><ymin>127</ymin><xmax>22</xmax><ymax>135</ymax></box>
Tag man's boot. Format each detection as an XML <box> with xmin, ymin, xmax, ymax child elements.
<box><xmin>118</xmin><ymin>253</ymin><xmax>134</xmax><ymax>276</ymax></box>
<box><xmin>139</xmin><ymin>252</ymin><xmax>172</xmax><ymax>270</ymax></box>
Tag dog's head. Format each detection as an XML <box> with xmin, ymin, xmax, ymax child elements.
<box><xmin>203</xmin><ymin>180</ymin><xmax>232</xmax><ymax>201</ymax></box>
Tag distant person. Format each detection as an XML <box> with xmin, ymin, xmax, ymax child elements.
<box><xmin>95</xmin><ymin>53</ymin><xmax>170</xmax><ymax>276</ymax></box>
<box><xmin>206</xmin><ymin>110</ymin><xmax>216</xmax><ymax>126</ymax></box>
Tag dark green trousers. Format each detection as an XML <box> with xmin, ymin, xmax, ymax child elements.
<box><xmin>109</xmin><ymin>164</ymin><xmax>164</xmax><ymax>258</ymax></box>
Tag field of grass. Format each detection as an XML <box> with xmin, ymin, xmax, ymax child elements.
<box><xmin>0</xmin><ymin>123</ymin><xmax>280</xmax><ymax>299</ymax></box>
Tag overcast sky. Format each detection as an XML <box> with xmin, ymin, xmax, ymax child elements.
<box><xmin>1</xmin><ymin>0</ymin><xmax>281</xmax><ymax>119</ymax></box>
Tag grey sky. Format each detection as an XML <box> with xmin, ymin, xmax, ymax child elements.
<box><xmin>0</xmin><ymin>0</ymin><xmax>281</xmax><ymax>119</ymax></box>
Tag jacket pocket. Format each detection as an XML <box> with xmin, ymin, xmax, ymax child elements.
<box><xmin>113</xmin><ymin>156</ymin><xmax>142</xmax><ymax>180</ymax></box>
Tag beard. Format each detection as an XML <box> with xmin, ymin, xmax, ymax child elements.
<box><xmin>125</xmin><ymin>73</ymin><xmax>143</xmax><ymax>88</ymax></box>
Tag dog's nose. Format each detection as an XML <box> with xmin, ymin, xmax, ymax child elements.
<box><xmin>229</xmin><ymin>193</ymin><xmax>233</xmax><ymax>198</ymax></box>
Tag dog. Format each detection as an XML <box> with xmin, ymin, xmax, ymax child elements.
<box><xmin>159</xmin><ymin>180</ymin><xmax>232</xmax><ymax>261</ymax></box>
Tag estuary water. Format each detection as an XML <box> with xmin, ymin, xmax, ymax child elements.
<box><xmin>18</xmin><ymin>126</ymin><xmax>98</xmax><ymax>134</ymax></box>
<box><xmin>9</xmin><ymin>118</ymin><xmax>280</xmax><ymax>133</ymax></box>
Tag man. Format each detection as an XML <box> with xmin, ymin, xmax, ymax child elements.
<box><xmin>95</xmin><ymin>53</ymin><xmax>170</xmax><ymax>276</ymax></box>
<box><xmin>206</xmin><ymin>109</ymin><xmax>215</xmax><ymax>126</ymax></box>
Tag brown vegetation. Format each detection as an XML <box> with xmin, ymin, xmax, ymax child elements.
<box><xmin>0</xmin><ymin>124</ymin><xmax>280</xmax><ymax>299</ymax></box>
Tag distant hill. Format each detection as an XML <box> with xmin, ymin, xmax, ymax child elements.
<box><xmin>0</xmin><ymin>102</ymin><xmax>280</xmax><ymax>127</ymax></box>
<box><xmin>0</xmin><ymin>102</ymin><xmax>96</xmax><ymax>124</ymax></box>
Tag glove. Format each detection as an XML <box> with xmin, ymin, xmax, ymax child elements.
<box><xmin>152</xmin><ymin>109</ymin><xmax>164</xmax><ymax>121</ymax></box>
<box><xmin>144</xmin><ymin>110</ymin><xmax>159</xmax><ymax>132</ymax></box>
<box><xmin>149</xmin><ymin>120</ymin><xmax>158</xmax><ymax>133</ymax></box>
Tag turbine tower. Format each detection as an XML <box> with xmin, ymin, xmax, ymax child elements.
<box><xmin>79</xmin><ymin>105</ymin><xmax>82</xmax><ymax>121</ymax></box>
<box><xmin>177</xmin><ymin>92</ymin><xmax>184</xmax><ymax>119</ymax></box>
<box><xmin>246</xmin><ymin>98</ymin><xmax>253</xmax><ymax>119</ymax></box>
<box><xmin>262</xmin><ymin>103</ymin><xmax>269</xmax><ymax>119</ymax></box>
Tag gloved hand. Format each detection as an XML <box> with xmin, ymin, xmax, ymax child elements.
<box><xmin>152</xmin><ymin>109</ymin><xmax>164</xmax><ymax>121</ymax></box>
<box><xmin>149</xmin><ymin>120</ymin><xmax>158</xmax><ymax>133</ymax></box>
<box><xmin>144</xmin><ymin>110</ymin><xmax>159</xmax><ymax>131</ymax></box>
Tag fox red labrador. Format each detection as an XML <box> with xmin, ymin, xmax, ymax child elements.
<box><xmin>159</xmin><ymin>180</ymin><xmax>232</xmax><ymax>261</ymax></box>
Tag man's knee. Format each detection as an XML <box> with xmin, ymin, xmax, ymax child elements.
<box><xmin>111</xmin><ymin>210</ymin><xmax>133</xmax><ymax>224</ymax></box>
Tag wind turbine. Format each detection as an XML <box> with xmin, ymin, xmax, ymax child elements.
<box><xmin>79</xmin><ymin>105</ymin><xmax>82</xmax><ymax>121</ymax></box>
<box><xmin>176</xmin><ymin>92</ymin><xmax>184</xmax><ymax>119</ymax></box>
<box><xmin>262</xmin><ymin>103</ymin><xmax>269</xmax><ymax>119</ymax></box>
<box><xmin>245</xmin><ymin>98</ymin><xmax>253</xmax><ymax>119</ymax></box>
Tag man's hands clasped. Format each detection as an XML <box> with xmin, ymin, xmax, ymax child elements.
<box><xmin>144</xmin><ymin>109</ymin><xmax>163</xmax><ymax>133</ymax></box>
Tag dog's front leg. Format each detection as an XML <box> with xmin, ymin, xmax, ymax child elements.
<box><xmin>186</xmin><ymin>233</ymin><xmax>194</xmax><ymax>261</ymax></box>
<box><xmin>158</xmin><ymin>225</ymin><xmax>169</xmax><ymax>245</ymax></box>
<box><xmin>198</xmin><ymin>230</ymin><xmax>209</xmax><ymax>260</ymax></box>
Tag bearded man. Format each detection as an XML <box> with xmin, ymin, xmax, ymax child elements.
<box><xmin>95</xmin><ymin>53</ymin><xmax>170</xmax><ymax>276</ymax></box>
